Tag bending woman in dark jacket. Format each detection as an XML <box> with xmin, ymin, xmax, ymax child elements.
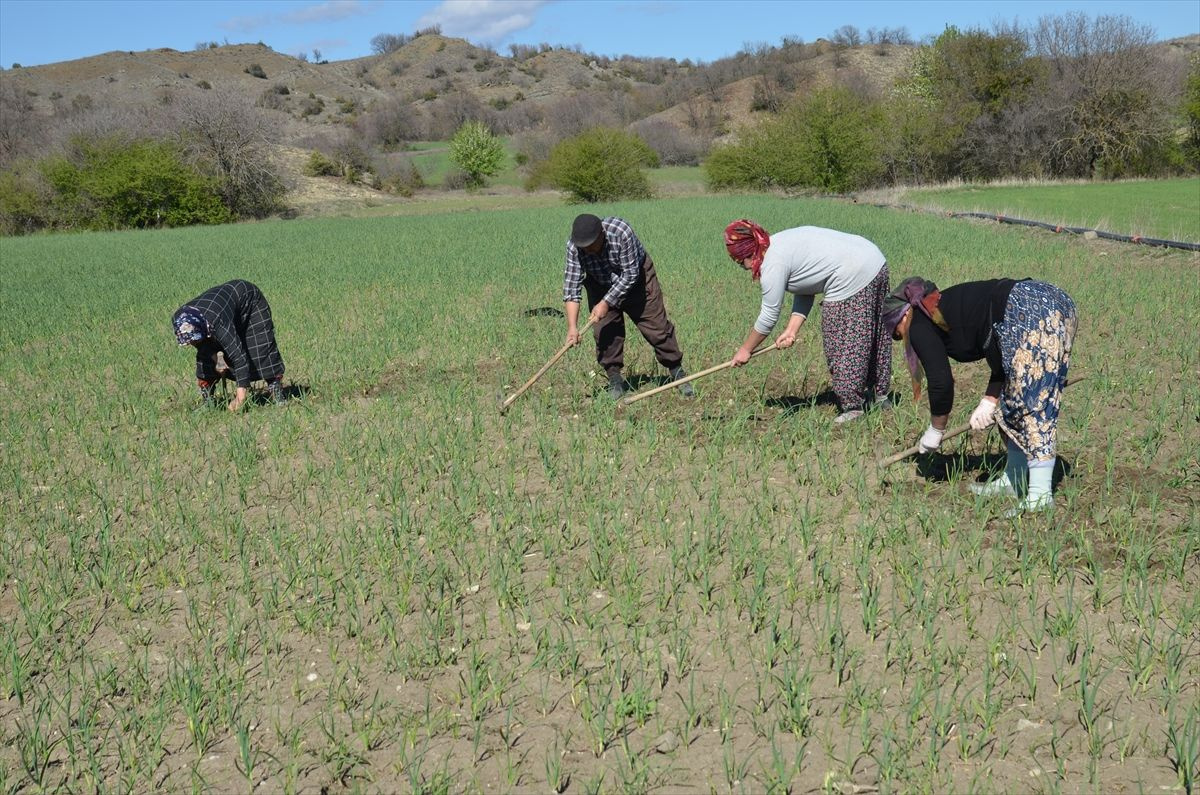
<box><xmin>882</xmin><ymin>277</ymin><xmax>1078</xmax><ymax>515</ymax></box>
<box><xmin>172</xmin><ymin>279</ymin><xmax>286</xmax><ymax>411</ymax></box>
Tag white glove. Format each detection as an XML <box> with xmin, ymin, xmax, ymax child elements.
<box><xmin>969</xmin><ymin>396</ymin><xmax>998</xmax><ymax>430</ymax></box>
<box><xmin>918</xmin><ymin>424</ymin><xmax>944</xmax><ymax>453</ymax></box>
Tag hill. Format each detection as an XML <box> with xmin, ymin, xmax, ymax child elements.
<box><xmin>0</xmin><ymin>31</ymin><xmax>1195</xmax><ymax>216</ymax></box>
<box><xmin>0</xmin><ymin>34</ymin><xmax>914</xmax><ymax>146</ymax></box>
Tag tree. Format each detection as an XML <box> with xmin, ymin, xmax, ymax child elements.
<box><xmin>1184</xmin><ymin>54</ymin><xmax>1200</xmax><ymax>169</ymax></box>
<box><xmin>1030</xmin><ymin>12</ymin><xmax>1174</xmax><ymax>177</ymax></box>
<box><xmin>0</xmin><ymin>79</ymin><xmax>42</xmax><ymax>168</ymax></box>
<box><xmin>896</xmin><ymin>24</ymin><xmax>1042</xmax><ymax>180</ymax></box>
<box><xmin>370</xmin><ymin>33</ymin><xmax>409</xmax><ymax>55</ymax></box>
<box><xmin>531</xmin><ymin>127</ymin><xmax>658</xmax><ymax>202</ymax></box>
<box><xmin>448</xmin><ymin>121</ymin><xmax>505</xmax><ymax>188</ymax></box>
<box><xmin>830</xmin><ymin>25</ymin><xmax>862</xmax><ymax>47</ymax></box>
<box><xmin>170</xmin><ymin>90</ymin><xmax>286</xmax><ymax>217</ymax></box>
<box><xmin>705</xmin><ymin>86</ymin><xmax>886</xmax><ymax>193</ymax></box>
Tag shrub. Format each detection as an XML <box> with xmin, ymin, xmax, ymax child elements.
<box><xmin>299</xmin><ymin>96</ymin><xmax>325</xmax><ymax>118</ymax></box>
<box><xmin>448</xmin><ymin>120</ymin><xmax>505</xmax><ymax>188</ymax></box>
<box><xmin>37</xmin><ymin>136</ymin><xmax>231</xmax><ymax>231</ymax></box>
<box><xmin>531</xmin><ymin>127</ymin><xmax>657</xmax><ymax>202</ymax></box>
<box><xmin>441</xmin><ymin>169</ymin><xmax>471</xmax><ymax>190</ymax></box>
<box><xmin>303</xmin><ymin>151</ymin><xmax>339</xmax><ymax>176</ymax></box>
<box><xmin>0</xmin><ymin>166</ymin><xmax>52</xmax><ymax>235</ymax></box>
<box><xmin>378</xmin><ymin>158</ymin><xmax>425</xmax><ymax>197</ymax></box>
<box><xmin>705</xmin><ymin>86</ymin><xmax>886</xmax><ymax>193</ymax></box>
<box><xmin>257</xmin><ymin>89</ymin><xmax>287</xmax><ymax>111</ymax></box>
<box><xmin>196</xmin><ymin>80</ymin><xmax>212</xmax><ymax>90</ymax></box>
<box><xmin>244</xmin><ymin>63</ymin><xmax>267</xmax><ymax>79</ymax></box>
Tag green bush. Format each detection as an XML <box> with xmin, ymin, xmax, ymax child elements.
<box><xmin>0</xmin><ymin>167</ymin><xmax>52</xmax><ymax>235</ymax></box>
<box><xmin>532</xmin><ymin>127</ymin><xmax>658</xmax><ymax>202</ymax></box>
<box><xmin>705</xmin><ymin>87</ymin><xmax>886</xmax><ymax>194</ymax></box>
<box><xmin>38</xmin><ymin>137</ymin><xmax>231</xmax><ymax>231</ymax></box>
<box><xmin>1184</xmin><ymin>54</ymin><xmax>1200</xmax><ymax>171</ymax></box>
<box><xmin>448</xmin><ymin>121</ymin><xmax>505</xmax><ymax>188</ymax></box>
<box><xmin>244</xmin><ymin>63</ymin><xmax>267</xmax><ymax>79</ymax></box>
<box><xmin>303</xmin><ymin>151</ymin><xmax>339</xmax><ymax>177</ymax></box>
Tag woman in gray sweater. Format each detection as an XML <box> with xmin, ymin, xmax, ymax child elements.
<box><xmin>724</xmin><ymin>219</ymin><xmax>892</xmax><ymax>423</ymax></box>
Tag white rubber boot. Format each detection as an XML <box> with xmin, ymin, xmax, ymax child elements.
<box><xmin>1006</xmin><ymin>458</ymin><xmax>1055</xmax><ymax>516</ymax></box>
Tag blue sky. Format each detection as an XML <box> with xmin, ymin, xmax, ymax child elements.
<box><xmin>1</xmin><ymin>0</ymin><xmax>1196</xmax><ymax>68</ymax></box>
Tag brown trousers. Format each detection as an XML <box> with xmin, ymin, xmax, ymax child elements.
<box><xmin>585</xmin><ymin>255</ymin><xmax>684</xmax><ymax>374</ymax></box>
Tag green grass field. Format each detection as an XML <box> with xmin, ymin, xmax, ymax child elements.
<box><xmin>398</xmin><ymin>140</ymin><xmax>705</xmax><ymax>194</ymax></box>
<box><xmin>1</xmin><ymin>195</ymin><xmax>1197</xmax><ymax>793</ymax></box>
<box><xmin>903</xmin><ymin>178</ymin><xmax>1200</xmax><ymax>243</ymax></box>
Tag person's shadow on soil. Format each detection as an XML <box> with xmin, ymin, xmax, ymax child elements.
<box><xmin>522</xmin><ymin>306</ymin><xmax>564</xmax><ymax>318</ymax></box>
<box><xmin>626</xmin><ymin>373</ymin><xmax>673</xmax><ymax>391</ymax></box>
<box><xmin>248</xmin><ymin>382</ymin><xmax>311</xmax><ymax>406</ymax></box>
<box><xmin>916</xmin><ymin>452</ymin><xmax>1073</xmax><ymax>487</ymax></box>
<box><xmin>765</xmin><ymin>389</ymin><xmax>840</xmax><ymax>416</ymax></box>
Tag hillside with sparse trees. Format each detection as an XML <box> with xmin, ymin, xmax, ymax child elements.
<box><xmin>0</xmin><ymin>18</ymin><xmax>1196</xmax><ymax>233</ymax></box>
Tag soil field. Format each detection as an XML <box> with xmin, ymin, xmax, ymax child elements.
<box><xmin>1</xmin><ymin>195</ymin><xmax>1197</xmax><ymax>793</ymax></box>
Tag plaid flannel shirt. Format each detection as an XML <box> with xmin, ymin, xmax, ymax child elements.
<box><xmin>562</xmin><ymin>217</ymin><xmax>646</xmax><ymax>308</ymax></box>
<box><xmin>185</xmin><ymin>280</ymin><xmax>285</xmax><ymax>388</ymax></box>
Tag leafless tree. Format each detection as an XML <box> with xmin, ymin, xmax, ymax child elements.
<box><xmin>629</xmin><ymin>118</ymin><xmax>708</xmax><ymax>165</ymax></box>
<box><xmin>831</xmin><ymin>25</ymin><xmax>862</xmax><ymax>47</ymax></box>
<box><xmin>542</xmin><ymin>92</ymin><xmax>620</xmax><ymax>140</ymax></box>
<box><xmin>355</xmin><ymin>95</ymin><xmax>426</xmax><ymax>146</ymax></box>
<box><xmin>422</xmin><ymin>91</ymin><xmax>495</xmax><ymax>140</ymax></box>
<box><xmin>1030</xmin><ymin>12</ymin><xmax>1174</xmax><ymax>177</ymax></box>
<box><xmin>0</xmin><ymin>78</ymin><xmax>45</xmax><ymax>166</ymax></box>
<box><xmin>169</xmin><ymin>90</ymin><xmax>286</xmax><ymax>217</ymax></box>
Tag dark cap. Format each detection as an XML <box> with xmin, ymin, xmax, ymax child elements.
<box><xmin>570</xmin><ymin>214</ymin><xmax>603</xmax><ymax>248</ymax></box>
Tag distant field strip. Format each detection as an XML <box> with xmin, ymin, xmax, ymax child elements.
<box><xmin>904</xmin><ymin>178</ymin><xmax>1200</xmax><ymax>243</ymax></box>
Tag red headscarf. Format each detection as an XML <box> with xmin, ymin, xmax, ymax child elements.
<box><xmin>724</xmin><ymin>219</ymin><xmax>770</xmax><ymax>281</ymax></box>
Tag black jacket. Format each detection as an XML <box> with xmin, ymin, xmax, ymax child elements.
<box><xmin>908</xmin><ymin>279</ymin><xmax>1019</xmax><ymax>416</ymax></box>
<box><xmin>184</xmin><ymin>280</ymin><xmax>285</xmax><ymax>387</ymax></box>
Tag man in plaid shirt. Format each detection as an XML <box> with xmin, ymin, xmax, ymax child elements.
<box><xmin>172</xmin><ymin>279</ymin><xmax>287</xmax><ymax>411</ymax></box>
<box><xmin>563</xmin><ymin>214</ymin><xmax>693</xmax><ymax>399</ymax></box>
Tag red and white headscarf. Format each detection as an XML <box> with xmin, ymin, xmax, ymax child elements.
<box><xmin>723</xmin><ymin>219</ymin><xmax>771</xmax><ymax>281</ymax></box>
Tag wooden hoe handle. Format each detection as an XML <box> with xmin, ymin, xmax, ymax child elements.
<box><xmin>500</xmin><ymin>320</ymin><xmax>593</xmax><ymax>414</ymax></box>
<box><xmin>619</xmin><ymin>343</ymin><xmax>780</xmax><ymax>407</ymax></box>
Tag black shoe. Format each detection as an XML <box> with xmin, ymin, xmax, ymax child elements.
<box><xmin>669</xmin><ymin>366</ymin><xmax>695</xmax><ymax>397</ymax></box>
<box><xmin>607</xmin><ymin>370</ymin><xmax>627</xmax><ymax>400</ymax></box>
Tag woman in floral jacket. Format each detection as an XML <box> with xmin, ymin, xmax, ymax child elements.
<box><xmin>882</xmin><ymin>277</ymin><xmax>1078</xmax><ymax>515</ymax></box>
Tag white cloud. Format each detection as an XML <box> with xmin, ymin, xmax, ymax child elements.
<box><xmin>416</xmin><ymin>0</ymin><xmax>549</xmax><ymax>43</ymax></box>
<box><xmin>219</xmin><ymin>0</ymin><xmax>376</xmax><ymax>33</ymax></box>
<box><xmin>219</xmin><ymin>13</ymin><xmax>274</xmax><ymax>33</ymax></box>
<box><xmin>280</xmin><ymin>1</ymin><xmax>374</xmax><ymax>25</ymax></box>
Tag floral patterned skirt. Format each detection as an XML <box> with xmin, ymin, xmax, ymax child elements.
<box><xmin>995</xmin><ymin>280</ymin><xmax>1078</xmax><ymax>460</ymax></box>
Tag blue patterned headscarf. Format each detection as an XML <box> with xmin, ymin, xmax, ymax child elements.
<box><xmin>172</xmin><ymin>307</ymin><xmax>208</xmax><ymax>346</ymax></box>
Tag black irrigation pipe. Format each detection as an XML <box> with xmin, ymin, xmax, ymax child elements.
<box><xmin>856</xmin><ymin>200</ymin><xmax>1200</xmax><ymax>252</ymax></box>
